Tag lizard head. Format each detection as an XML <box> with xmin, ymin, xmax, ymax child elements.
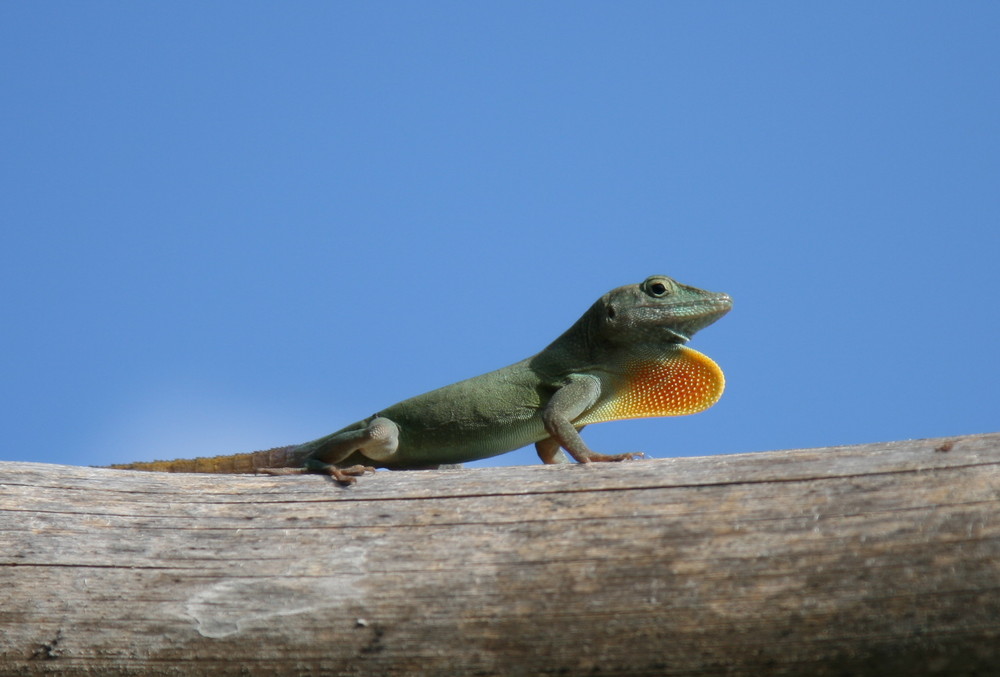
<box><xmin>593</xmin><ymin>275</ymin><xmax>733</xmax><ymax>347</ymax></box>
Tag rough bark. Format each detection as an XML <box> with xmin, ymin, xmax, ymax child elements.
<box><xmin>1</xmin><ymin>432</ymin><xmax>998</xmax><ymax>675</ymax></box>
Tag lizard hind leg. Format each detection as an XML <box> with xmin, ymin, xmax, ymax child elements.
<box><xmin>351</xmin><ymin>416</ymin><xmax>400</xmax><ymax>462</ymax></box>
<box><xmin>306</xmin><ymin>416</ymin><xmax>401</xmax><ymax>464</ymax></box>
<box><xmin>293</xmin><ymin>416</ymin><xmax>401</xmax><ymax>485</ymax></box>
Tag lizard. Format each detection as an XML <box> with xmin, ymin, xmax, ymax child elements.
<box><xmin>108</xmin><ymin>274</ymin><xmax>732</xmax><ymax>484</ymax></box>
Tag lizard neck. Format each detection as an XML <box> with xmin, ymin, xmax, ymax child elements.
<box><xmin>529</xmin><ymin>306</ymin><xmax>611</xmax><ymax>376</ymax></box>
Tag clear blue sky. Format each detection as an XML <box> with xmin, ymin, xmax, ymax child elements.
<box><xmin>2</xmin><ymin>3</ymin><xmax>997</xmax><ymax>469</ymax></box>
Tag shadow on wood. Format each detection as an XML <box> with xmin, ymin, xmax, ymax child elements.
<box><xmin>2</xmin><ymin>433</ymin><xmax>999</xmax><ymax>675</ymax></box>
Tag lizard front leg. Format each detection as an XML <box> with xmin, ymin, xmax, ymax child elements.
<box><xmin>540</xmin><ymin>377</ymin><xmax>641</xmax><ymax>464</ymax></box>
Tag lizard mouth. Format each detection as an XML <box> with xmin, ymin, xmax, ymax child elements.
<box><xmin>649</xmin><ymin>296</ymin><xmax>732</xmax><ymax>344</ymax></box>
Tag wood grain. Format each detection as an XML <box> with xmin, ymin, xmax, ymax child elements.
<box><xmin>2</xmin><ymin>433</ymin><xmax>998</xmax><ymax>675</ymax></box>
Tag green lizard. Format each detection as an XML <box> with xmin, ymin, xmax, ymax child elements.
<box><xmin>110</xmin><ymin>275</ymin><xmax>732</xmax><ymax>484</ymax></box>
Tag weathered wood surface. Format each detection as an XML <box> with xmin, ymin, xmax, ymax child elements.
<box><xmin>1</xmin><ymin>433</ymin><xmax>998</xmax><ymax>676</ymax></box>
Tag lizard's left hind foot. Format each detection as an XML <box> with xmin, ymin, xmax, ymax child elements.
<box><xmin>305</xmin><ymin>460</ymin><xmax>375</xmax><ymax>485</ymax></box>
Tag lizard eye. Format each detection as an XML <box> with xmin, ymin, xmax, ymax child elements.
<box><xmin>607</xmin><ymin>305</ymin><xmax>616</xmax><ymax>320</ymax></box>
<box><xmin>642</xmin><ymin>275</ymin><xmax>674</xmax><ymax>297</ymax></box>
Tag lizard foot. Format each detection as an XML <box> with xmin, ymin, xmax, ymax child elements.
<box><xmin>584</xmin><ymin>452</ymin><xmax>647</xmax><ymax>463</ymax></box>
<box><xmin>258</xmin><ymin>464</ymin><xmax>376</xmax><ymax>485</ymax></box>
<box><xmin>304</xmin><ymin>461</ymin><xmax>376</xmax><ymax>485</ymax></box>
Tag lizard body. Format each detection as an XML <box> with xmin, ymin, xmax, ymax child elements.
<box><xmin>110</xmin><ymin>275</ymin><xmax>732</xmax><ymax>483</ymax></box>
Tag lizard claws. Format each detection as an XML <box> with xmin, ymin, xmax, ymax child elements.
<box><xmin>320</xmin><ymin>464</ymin><xmax>376</xmax><ymax>486</ymax></box>
<box><xmin>259</xmin><ymin>463</ymin><xmax>376</xmax><ymax>486</ymax></box>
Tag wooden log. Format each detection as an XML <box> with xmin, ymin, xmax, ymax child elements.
<box><xmin>1</xmin><ymin>432</ymin><xmax>998</xmax><ymax>676</ymax></box>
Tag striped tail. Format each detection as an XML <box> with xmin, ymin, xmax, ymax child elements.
<box><xmin>104</xmin><ymin>445</ymin><xmax>308</xmax><ymax>474</ymax></box>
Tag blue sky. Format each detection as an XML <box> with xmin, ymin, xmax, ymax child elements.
<box><xmin>2</xmin><ymin>3</ymin><xmax>997</xmax><ymax>470</ymax></box>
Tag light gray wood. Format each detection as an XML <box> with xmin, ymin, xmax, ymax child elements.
<box><xmin>1</xmin><ymin>432</ymin><xmax>998</xmax><ymax>675</ymax></box>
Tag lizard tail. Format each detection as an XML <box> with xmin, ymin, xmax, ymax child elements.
<box><xmin>104</xmin><ymin>445</ymin><xmax>309</xmax><ymax>474</ymax></box>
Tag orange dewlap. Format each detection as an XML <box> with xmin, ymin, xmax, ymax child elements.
<box><xmin>575</xmin><ymin>345</ymin><xmax>725</xmax><ymax>425</ymax></box>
